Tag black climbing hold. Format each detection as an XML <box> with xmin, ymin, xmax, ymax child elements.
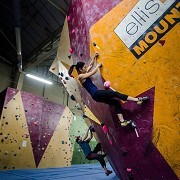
<box><xmin>129</xmin><ymin>173</ymin><xmax>134</xmax><ymax>180</ymax></box>
<box><xmin>89</xmin><ymin>126</ymin><xmax>95</xmax><ymax>132</ymax></box>
<box><xmin>70</xmin><ymin>95</ymin><xmax>75</xmax><ymax>101</ymax></box>
<box><xmin>82</xmin><ymin>114</ymin><xmax>87</xmax><ymax>118</ymax></box>
<box><xmin>122</xmin><ymin>150</ymin><xmax>128</xmax><ymax>156</ymax></box>
<box><xmin>68</xmin><ymin>55</ymin><xmax>71</xmax><ymax>59</ymax></box>
<box><xmin>101</xmin><ymin>123</ymin><xmax>105</xmax><ymax>127</ymax></box>
<box><xmin>80</xmin><ymin>53</ymin><xmax>83</xmax><ymax>57</ymax></box>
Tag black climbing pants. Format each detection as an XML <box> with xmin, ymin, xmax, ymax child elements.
<box><xmin>86</xmin><ymin>143</ymin><xmax>106</xmax><ymax>168</ymax></box>
<box><xmin>92</xmin><ymin>90</ymin><xmax>128</xmax><ymax>114</ymax></box>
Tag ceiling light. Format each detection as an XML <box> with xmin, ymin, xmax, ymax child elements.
<box><xmin>26</xmin><ymin>74</ymin><xmax>53</xmax><ymax>85</ymax></box>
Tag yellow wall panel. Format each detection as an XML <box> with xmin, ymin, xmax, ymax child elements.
<box><xmin>90</xmin><ymin>0</ymin><xmax>179</xmax><ymax>176</ymax></box>
<box><xmin>38</xmin><ymin>107</ymin><xmax>73</xmax><ymax>168</ymax></box>
<box><xmin>0</xmin><ymin>92</ymin><xmax>36</xmax><ymax>170</ymax></box>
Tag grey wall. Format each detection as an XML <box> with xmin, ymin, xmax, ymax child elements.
<box><xmin>22</xmin><ymin>75</ymin><xmax>67</xmax><ymax>105</ymax></box>
<box><xmin>0</xmin><ymin>62</ymin><xmax>13</xmax><ymax>92</ymax></box>
<box><xmin>22</xmin><ymin>75</ymin><xmax>81</xmax><ymax>115</ymax></box>
<box><xmin>0</xmin><ymin>63</ymin><xmax>81</xmax><ymax>116</ymax></box>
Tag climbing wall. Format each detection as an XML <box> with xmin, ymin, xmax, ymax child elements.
<box><xmin>55</xmin><ymin>0</ymin><xmax>179</xmax><ymax>179</ymax></box>
<box><xmin>50</xmin><ymin>19</ymin><xmax>84</xmax><ymax>112</ymax></box>
<box><xmin>0</xmin><ymin>87</ymin><xmax>95</xmax><ymax>170</ymax></box>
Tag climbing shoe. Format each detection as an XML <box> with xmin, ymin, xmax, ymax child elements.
<box><xmin>120</xmin><ymin>120</ymin><xmax>132</xmax><ymax>127</ymax></box>
<box><xmin>131</xmin><ymin>121</ymin><xmax>137</xmax><ymax>128</ymax></box>
<box><xmin>105</xmin><ymin>170</ymin><xmax>112</xmax><ymax>176</ymax></box>
<box><xmin>137</xmin><ymin>96</ymin><xmax>150</xmax><ymax>105</ymax></box>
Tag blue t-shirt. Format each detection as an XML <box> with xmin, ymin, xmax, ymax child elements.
<box><xmin>78</xmin><ymin>140</ymin><xmax>92</xmax><ymax>157</ymax></box>
<box><xmin>82</xmin><ymin>78</ymin><xmax>98</xmax><ymax>97</ymax></box>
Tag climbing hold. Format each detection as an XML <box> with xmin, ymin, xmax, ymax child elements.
<box><xmin>4</xmin><ymin>151</ymin><xmax>9</xmax><ymax>155</ymax></box>
<box><xmin>93</xmin><ymin>42</ymin><xmax>100</xmax><ymax>49</ymax></box>
<box><xmin>52</xmin><ymin>67</ymin><xmax>55</xmax><ymax>70</ymax></box>
<box><xmin>33</xmin><ymin>121</ymin><xmax>38</xmax><ymax>125</ymax></box>
<box><xmin>89</xmin><ymin>125</ymin><xmax>95</xmax><ymax>132</ymax></box>
<box><xmin>65</xmin><ymin>77</ymin><xmax>69</xmax><ymax>80</ymax></box>
<box><xmin>82</xmin><ymin>114</ymin><xmax>87</xmax><ymax>118</ymax></box>
<box><xmin>70</xmin><ymin>95</ymin><xmax>76</xmax><ymax>101</ymax></box>
<box><xmin>71</xmin><ymin>29</ymin><xmax>75</xmax><ymax>34</ymax></box>
<box><xmin>80</xmin><ymin>53</ymin><xmax>83</xmax><ymax>57</ymax></box>
<box><xmin>143</xmin><ymin>60</ymin><xmax>146</xmax><ymax>64</ymax></box>
<box><xmin>109</xmin><ymin>140</ymin><xmax>112</xmax><ymax>145</ymax></box>
<box><xmin>67</xmin><ymin>16</ymin><xmax>71</xmax><ymax>21</ymax></box>
<box><xmin>159</xmin><ymin>40</ymin><xmax>165</xmax><ymax>46</ymax></box>
<box><xmin>101</xmin><ymin>123</ymin><xmax>108</xmax><ymax>134</ymax></box>
<box><xmin>69</xmin><ymin>48</ymin><xmax>73</xmax><ymax>54</ymax></box>
<box><xmin>104</xmin><ymin>81</ymin><xmax>111</xmax><ymax>89</ymax></box>
<box><xmin>127</xmin><ymin>168</ymin><xmax>132</xmax><ymax>172</ymax></box>
<box><xmin>75</xmin><ymin>103</ymin><xmax>81</xmax><ymax>110</ymax></box>
<box><xmin>128</xmin><ymin>173</ymin><xmax>134</xmax><ymax>180</ymax></box>
<box><xmin>68</xmin><ymin>55</ymin><xmax>71</xmax><ymax>59</ymax></box>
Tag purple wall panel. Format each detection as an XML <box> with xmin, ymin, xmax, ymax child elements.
<box><xmin>81</xmin><ymin>0</ymin><xmax>121</xmax><ymax>29</ymax></box>
<box><xmin>4</xmin><ymin>87</ymin><xmax>19</xmax><ymax>107</ymax></box>
<box><xmin>21</xmin><ymin>91</ymin><xmax>44</xmax><ymax>167</ymax></box>
<box><xmin>92</xmin><ymin>88</ymin><xmax>177</xmax><ymax>179</ymax></box>
<box><xmin>68</xmin><ymin>0</ymin><xmax>121</xmax><ymax>63</ymax></box>
<box><xmin>39</xmin><ymin>100</ymin><xmax>65</xmax><ymax>162</ymax></box>
<box><xmin>21</xmin><ymin>91</ymin><xmax>66</xmax><ymax>167</ymax></box>
<box><xmin>68</xmin><ymin>0</ymin><xmax>90</xmax><ymax>63</ymax></box>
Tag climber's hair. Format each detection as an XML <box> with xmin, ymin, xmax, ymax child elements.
<box><xmin>68</xmin><ymin>62</ymin><xmax>85</xmax><ymax>77</ymax></box>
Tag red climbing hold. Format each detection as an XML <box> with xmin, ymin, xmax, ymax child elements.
<box><xmin>159</xmin><ymin>40</ymin><xmax>165</xmax><ymax>46</ymax></box>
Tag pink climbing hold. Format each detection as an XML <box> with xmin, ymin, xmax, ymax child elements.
<box><xmin>104</xmin><ymin>81</ymin><xmax>110</xmax><ymax>89</ymax></box>
<box><xmin>67</xmin><ymin>16</ymin><xmax>71</xmax><ymax>21</ymax></box>
<box><xmin>102</xmin><ymin>125</ymin><xmax>108</xmax><ymax>134</ymax></box>
<box><xmin>127</xmin><ymin>168</ymin><xmax>132</xmax><ymax>172</ymax></box>
<box><xmin>72</xmin><ymin>29</ymin><xmax>75</xmax><ymax>34</ymax></box>
<box><xmin>69</xmin><ymin>48</ymin><xmax>73</xmax><ymax>53</ymax></box>
<box><xmin>109</xmin><ymin>140</ymin><xmax>113</xmax><ymax>145</ymax></box>
<box><xmin>33</xmin><ymin>121</ymin><xmax>38</xmax><ymax>125</ymax></box>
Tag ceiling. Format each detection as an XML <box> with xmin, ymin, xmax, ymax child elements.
<box><xmin>0</xmin><ymin>0</ymin><xmax>71</xmax><ymax>72</ymax></box>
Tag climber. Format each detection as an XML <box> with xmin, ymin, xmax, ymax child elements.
<box><xmin>68</xmin><ymin>53</ymin><xmax>149</xmax><ymax>126</ymax></box>
<box><xmin>76</xmin><ymin>127</ymin><xmax>112</xmax><ymax>176</ymax></box>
